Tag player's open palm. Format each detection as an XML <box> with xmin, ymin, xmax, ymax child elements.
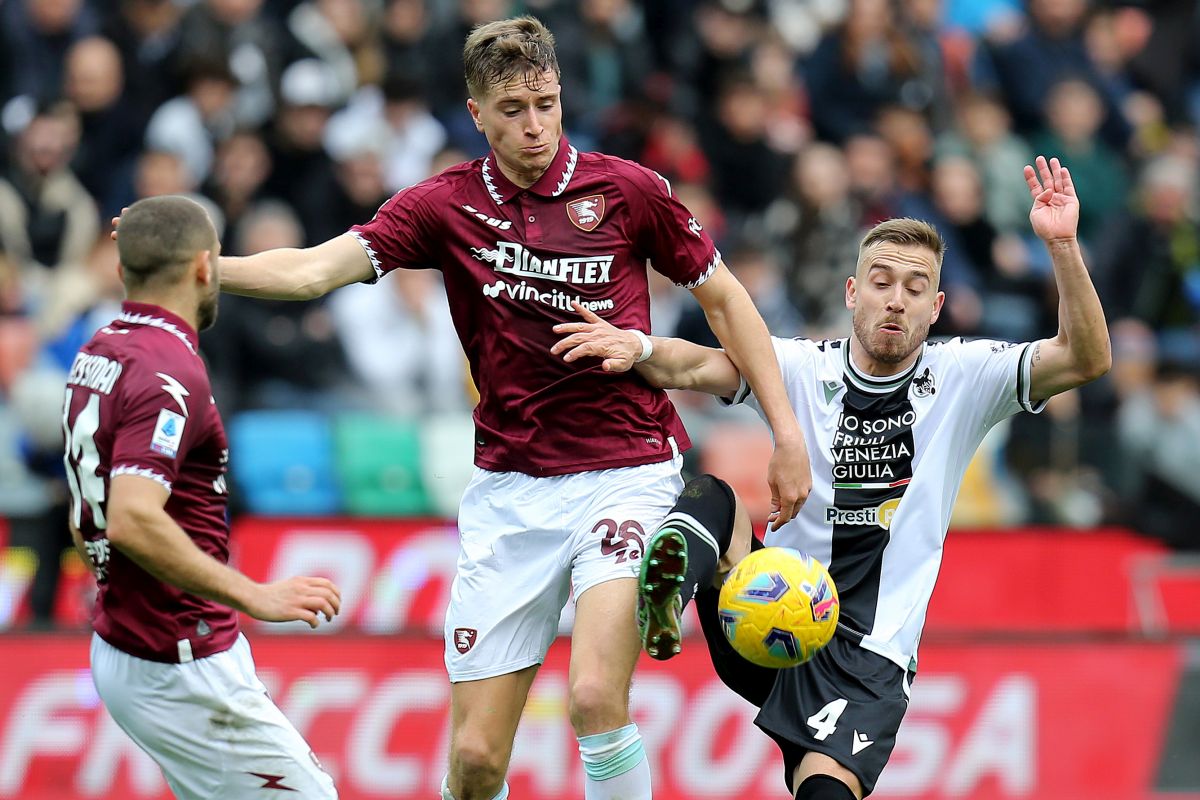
<box><xmin>247</xmin><ymin>576</ymin><xmax>342</xmax><ymax>629</ymax></box>
<box><xmin>1025</xmin><ymin>155</ymin><xmax>1079</xmax><ymax>243</ymax></box>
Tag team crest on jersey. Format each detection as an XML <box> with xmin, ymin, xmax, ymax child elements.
<box><xmin>150</xmin><ymin>409</ymin><xmax>186</xmax><ymax>457</ymax></box>
<box><xmin>566</xmin><ymin>195</ymin><xmax>605</xmax><ymax>231</ymax></box>
<box><xmin>913</xmin><ymin>367</ymin><xmax>936</xmax><ymax>397</ymax></box>
<box><xmin>453</xmin><ymin>627</ymin><xmax>478</xmax><ymax>654</ymax></box>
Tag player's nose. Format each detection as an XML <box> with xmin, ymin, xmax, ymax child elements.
<box><xmin>523</xmin><ymin>108</ymin><xmax>543</xmax><ymax>134</ymax></box>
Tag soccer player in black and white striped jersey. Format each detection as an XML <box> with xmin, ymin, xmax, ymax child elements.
<box><xmin>551</xmin><ymin>156</ymin><xmax>1111</xmax><ymax>799</ymax></box>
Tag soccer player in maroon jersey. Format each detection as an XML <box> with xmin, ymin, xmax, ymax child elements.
<box><xmin>114</xmin><ymin>17</ymin><xmax>811</xmax><ymax>800</ymax></box>
<box><xmin>69</xmin><ymin>196</ymin><xmax>341</xmax><ymax>799</ymax></box>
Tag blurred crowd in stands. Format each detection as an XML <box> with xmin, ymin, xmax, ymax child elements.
<box><xmin>3</xmin><ymin>0</ymin><xmax>1200</xmax><ymax>624</ymax></box>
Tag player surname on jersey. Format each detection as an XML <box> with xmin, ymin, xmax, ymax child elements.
<box><xmin>67</xmin><ymin>353</ymin><xmax>123</xmax><ymax>395</ymax></box>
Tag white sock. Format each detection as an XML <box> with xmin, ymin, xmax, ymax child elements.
<box><xmin>577</xmin><ymin>723</ymin><xmax>652</xmax><ymax>800</ymax></box>
<box><xmin>440</xmin><ymin>774</ymin><xmax>509</xmax><ymax>800</ymax></box>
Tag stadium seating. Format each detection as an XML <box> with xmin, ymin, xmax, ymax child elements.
<box><xmin>333</xmin><ymin>413</ymin><xmax>431</xmax><ymax>516</ymax></box>
<box><xmin>228</xmin><ymin>410</ymin><xmax>341</xmax><ymax>515</ymax></box>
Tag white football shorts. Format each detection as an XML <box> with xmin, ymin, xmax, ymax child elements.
<box><xmin>90</xmin><ymin>633</ymin><xmax>337</xmax><ymax>799</ymax></box>
<box><xmin>445</xmin><ymin>450</ymin><xmax>685</xmax><ymax>682</ymax></box>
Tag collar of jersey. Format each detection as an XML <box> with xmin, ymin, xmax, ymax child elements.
<box><xmin>480</xmin><ymin>136</ymin><xmax>579</xmax><ymax>205</ymax></box>
<box><xmin>842</xmin><ymin>339</ymin><xmax>925</xmax><ymax>394</ymax></box>
<box><xmin>117</xmin><ymin>300</ymin><xmax>199</xmax><ymax>354</ymax></box>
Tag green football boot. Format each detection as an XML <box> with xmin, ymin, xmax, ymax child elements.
<box><xmin>636</xmin><ymin>526</ymin><xmax>688</xmax><ymax>660</ymax></box>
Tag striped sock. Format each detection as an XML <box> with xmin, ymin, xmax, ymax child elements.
<box><xmin>577</xmin><ymin>723</ymin><xmax>651</xmax><ymax>800</ymax></box>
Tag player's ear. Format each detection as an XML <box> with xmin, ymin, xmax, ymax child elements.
<box><xmin>930</xmin><ymin>290</ymin><xmax>946</xmax><ymax>324</ymax></box>
<box><xmin>466</xmin><ymin>98</ymin><xmax>484</xmax><ymax>133</ymax></box>
<box><xmin>194</xmin><ymin>249</ymin><xmax>213</xmax><ymax>286</ymax></box>
<box><xmin>845</xmin><ymin>276</ymin><xmax>857</xmax><ymax>310</ymax></box>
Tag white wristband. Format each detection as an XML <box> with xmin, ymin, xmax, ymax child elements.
<box><xmin>629</xmin><ymin>329</ymin><xmax>653</xmax><ymax>363</ymax></box>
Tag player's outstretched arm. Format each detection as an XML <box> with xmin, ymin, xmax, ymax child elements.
<box><xmin>689</xmin><ymin>263</ymin><xmax>811</xmax><ymax>528</ymax></box>
<box><xmin>1022</xmin><ymin>156</ymin><xmax>1112</xmax><ymax>401</ymax></box>
<box><xmin>551</xmin><ymin>303</ymin><xmax>742</xmax><ymax>396</ymax></box>
<box><xmin>112</xmin><ymin>213</ymin><xmax>375</xmax><ymax>300</ymax></box>
<box><xmin>106</xmin><ymin>475</ymin><xmax>341</xmax><ymax>628</ymax></box>
<box><xmin>219</xmin><ymin>233</ymin><xmax>377</xmax><ymax>300</ymax></box>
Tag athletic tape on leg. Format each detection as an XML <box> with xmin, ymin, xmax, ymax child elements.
<box><xmin>577</xmin><ymin>723</ymin><xmax>646</xmax><ymax>781</ymax></box>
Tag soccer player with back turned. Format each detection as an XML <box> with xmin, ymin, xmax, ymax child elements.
<box><xmin>552</xmin><ymin>156</ymin><xmax>1111</xmax><ymax>799</ymax></box>
<box><xmin>66</xmin><ymin>195</ymin><xmax>342</xmax><ymax>798</ymax></box>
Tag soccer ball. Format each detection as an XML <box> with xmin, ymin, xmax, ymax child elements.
<box><xmin>717</xmin><ymin>547</ymin><xmax>839</xmax><ymax>669</ymax></box>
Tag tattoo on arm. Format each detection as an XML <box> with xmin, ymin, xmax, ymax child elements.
<box><xmin>1032</xmin><ymin>342</ymin><xmax>1042</xmax><ymax>364</ymax></box>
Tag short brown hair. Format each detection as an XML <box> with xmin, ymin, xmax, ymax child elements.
<box><xmin>117</xmin><ymin>195</ymin><xmax>215</xmax><ymax>289</ymax></box>
<box><xmin>462</xmin><ymin>16</ymin><xmax>559</xmax><ymax>100</ymax></box>
<box><xmin>858</xmin><ymin>217</ymin><xmax>947</xmax><ymax>277</ymax></box>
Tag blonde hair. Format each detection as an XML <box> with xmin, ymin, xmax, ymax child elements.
<box><xmin>857</xmin><ymin>218</ymin><xmax>947</xmax><ymax>279</ymax></box>
<box><xmin>463</xmin><ymin>16</ymin><xmax>559</xmax><ymax>100</ymax></box>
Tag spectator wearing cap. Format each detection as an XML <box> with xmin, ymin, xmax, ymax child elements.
<box><xmin>143</xmin><ymin>57</ymin><xmax>238</xmax><ymax>185</ymax></box>
<box><xmin>262</xmin><ymin>58</ymin><xmax>342</xmax><ymax>246</ymax></box>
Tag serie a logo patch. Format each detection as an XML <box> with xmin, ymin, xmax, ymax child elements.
<box><xmin>150</xmin><ymin>409</ymin><xmax>186</xmax><ymax>457</ymax></box>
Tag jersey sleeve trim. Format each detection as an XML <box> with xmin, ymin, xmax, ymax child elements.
<box><xmin>111</xmin><ymin>465</ymin><xmax>173</xmax><ymax>493</ymax></box>
<box><xmin>1016</xmin><ymin>343</ymin><xmax>1049</xmax><ymax>414</ymax></box>
<box><xmin>679</xmin><ymin>249</ymin><xmax>720</xmax><ymax>289</ymax></box>
<box><xmin>349</xmin><ymin>230</ymin><xmax>384</xmax><ymax>283</ymax></box>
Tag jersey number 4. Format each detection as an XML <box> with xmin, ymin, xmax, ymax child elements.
<box><xmin>62</xmin><ymin>388</ymin><xmax>106</xmax><ymax>530</ymax></box>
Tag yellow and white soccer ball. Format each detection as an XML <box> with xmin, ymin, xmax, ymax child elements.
<box><xmin>717</xmin><ymin>547</ymin><xmax>840</xmax><ymax>669</ymax></box>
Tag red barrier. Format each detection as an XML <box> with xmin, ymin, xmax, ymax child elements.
<box><xmin>228</xmin><ymin>519</ymin><xmax>1191</xmax><ymax>636</ymax></box>
<box><xmin>0</xmin><ymin>635</ymin><xmax>1189</xmax><ymax>800</ymax></box>
<box><xmin>5</xmin><ymin>519</ymin><xmax>1194</xmax><ymax>635</ymax></box>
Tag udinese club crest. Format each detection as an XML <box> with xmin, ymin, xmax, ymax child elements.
<box><xmin>567</xmin><ymin>195</ymin><xmax>605</xmax><ymax>232</ymax></box>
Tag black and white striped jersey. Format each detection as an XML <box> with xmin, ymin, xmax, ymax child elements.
<box><xmin>726</xmin><ymin>337</ymin><xmax>1046</xmax><ymax>671</ymax></box>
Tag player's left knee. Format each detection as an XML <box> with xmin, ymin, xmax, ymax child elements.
<box><xmin>568</xmin><ymin>676</ymin><xmax>629</xmax><ymax>734</ymax></box>
<box><xmin>795</xmin><ymin>774</ymin><xmax>859</xmax><ymax>800</ymax></box>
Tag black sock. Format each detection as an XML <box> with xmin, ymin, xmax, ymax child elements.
<box><xmin>794</xmin><ymin>774</ymin><xmax>857</xmax><ymax>800</ymax></box>
<box><xmin>695</xmin><ymin>532</ymin><xmax>765</xmax><ymax>600</ymax></box>
<box><xmin>656</xmin><ymin>475</ymin><xmax>736</xmax><ymax>607</ymax></box>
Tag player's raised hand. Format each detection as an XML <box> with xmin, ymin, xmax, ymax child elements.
<box><xmin>767</xmin><ymin>436</ymin><xmax>812</xmax><ymax>530</ymax></box>
<box><xmin>246</xmin><ymin>576</ymin><xmax>342</xmax><ymax>629</ymax></box>
<box><xmin>551</xmin><ymin>302</ymin><xmax>643</xmax><ymax>372</ymax></box>
<box><xmin>1025</xmin><ymin>156</ymin><xmax>1079</xmax><ymax>243</ymax></box>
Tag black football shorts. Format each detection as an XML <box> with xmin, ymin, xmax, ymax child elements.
<box><xmin>696</xmin><ymin>588</ymin><xmax>912</xmax><ymax>796</ymax></box>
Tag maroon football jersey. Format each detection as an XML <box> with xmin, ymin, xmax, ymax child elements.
<box><xmin>63</xmin><ymin>301</ymin><xmax>237</xmax><ymax>663</ymax></box>
<box><xmin>350</xmin><ymin>137</ymin><xmax>718</xmax><ymax>476</ymax></box>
